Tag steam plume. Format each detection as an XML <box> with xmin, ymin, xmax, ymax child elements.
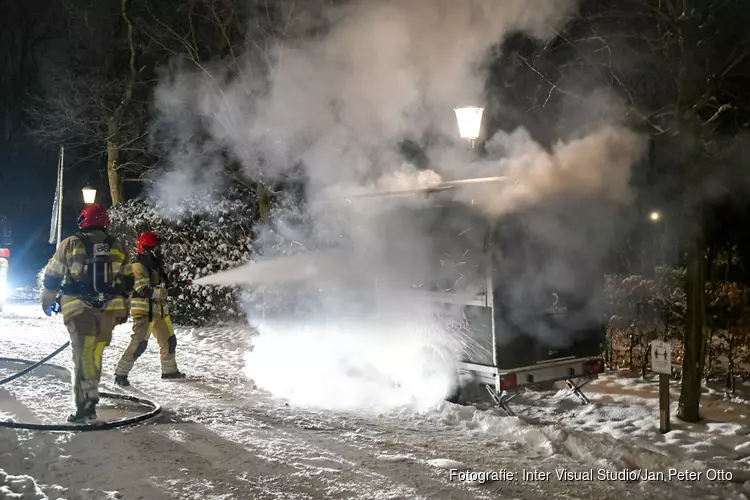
<box><xmin>152</xmin><ymin>0</ymin><xmax>646</xmax><ymax>411</ymax></box>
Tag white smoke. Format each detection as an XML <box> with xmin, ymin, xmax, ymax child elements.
<box><xmin>152</xmin><ymin>0</ymin><xmax>587</xmax><ymax>198</ymax></box>
<box><xmin>151</xmin><ymin>0</ymin><xmax>646</xmax><ymax>411</ymax></box>
<box><xmin>245</xmin><ymin>313</ymin><xmax>461</xmax><ymax>412</ymax></box>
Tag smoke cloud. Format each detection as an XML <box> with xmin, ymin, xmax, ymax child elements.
<box><xmin>153</xmin><ymin>0</ymin><xmax>646</xmax><ymax>411</ymax></box>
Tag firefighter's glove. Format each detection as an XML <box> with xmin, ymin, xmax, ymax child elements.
<box><xmin>167</xmin><ymin>287</ymin><xmax>181</xmax><ymax>298</ymax></box>
<box><xmin>43</xmin><ymin>302</ymin><xmax>60</xmax><ymax>316</ymax></box>
<box><xmin>151</xmin><ymin>287</ymin><xmax>168</xmax><ymax>300</ymax></box>
<box><xmin>41</xmin><ymin>288</ymin><xmax>58</xmax><ymax>316</ymax></box>
<box><xmin>117</xmin><ymin>300</ymin><xmax>130</xmax><ymax>325</ymax></box>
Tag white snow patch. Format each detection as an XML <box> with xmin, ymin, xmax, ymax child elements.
<box><xmin>0</xmin><ymin>469</ymin><xmax>47</xmax><ymax>500</ymax></box>
<box><xmin>426</xmin><ymin>458</ymin><xmax>466</xmax><ymax>470</ymax></box>
<box><xmin>2</xmin><ymin>302</ymin><xmax>750</xmax><ymax>498</ymax></box>
<box><xmin>376</xmin><ymin>454</ymin><xmax>413</xmax><ymax>462</ymax></box>
<box><xmin>706</xmin><ymin>422</ymin><xmax>745</xmax><ymax>435</ymax></box>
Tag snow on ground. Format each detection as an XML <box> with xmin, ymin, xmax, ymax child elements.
<box><xmin>1</xmin><ymin>300</ymin><xmax>750</xmax><ymax>499</ymax></box>
<box><xmin>473</xmin><ymin>371</ymin><xmax>750</xmax><ymax>482</ymax></box>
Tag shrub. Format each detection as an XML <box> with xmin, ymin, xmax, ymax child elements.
<box><xmin>108</xmin><ymin>185</ymin><xmax>258</xmax><ymax>326</ymax></box>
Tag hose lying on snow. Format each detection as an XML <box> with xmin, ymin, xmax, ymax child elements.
<box><xmin>0</xmin><ymin>341</ymin><xmax>71</xmax><ymax>385</ymax></box>
<box><xmin>0</xmin><ymin>343</ymin><xmax>162</xmax><ymax>432</ymax></box>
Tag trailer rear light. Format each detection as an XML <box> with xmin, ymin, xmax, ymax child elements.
<box><xmin>585</xmin><ymin>358</ymin><xmax>604</xmax><ymax>375</ymax></box>
<box><xmin>499</xmin><ymin>373</ymin><xmax>517</xmax><ymax>390</ymax></box>
<box><xmin>0</xmin><ymin>248</ymin><xmax>8</xmax><ymax>258</ymax></box>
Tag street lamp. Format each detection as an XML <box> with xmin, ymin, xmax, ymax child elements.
<box><xmin>82</xmin><ymin>186</ymin><xmax>97</xmax><ymax>205</ymax></box>
<box><xmin>454</xmin><ymin>106</ymin><xmax>484</xmax><ymax>148</ymax></box>
<box><xmin>649</xmin><ymin>210</ymin><xmax>662</xmax><ymax>223</ymax></box>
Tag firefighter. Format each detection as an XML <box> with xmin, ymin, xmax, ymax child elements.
<box><xmin>40</xmin><ymin>204</ymin><xmax>134</xmax><ymax>423</ymax></box>
<box><xmin>114</xmin><ymin>231</ymin><xmax>187</xmax><ymax>386</ymax></box>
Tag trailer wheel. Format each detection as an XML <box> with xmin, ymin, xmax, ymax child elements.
<box><xmin>444</xmin><ymin>372</ymin><xmax>461</xmax><ymax>404</ymax></box>
<box><xmin>418</xmin><ymin>346</ymin><xmax>461</xmax><ymax>404</ymax></box>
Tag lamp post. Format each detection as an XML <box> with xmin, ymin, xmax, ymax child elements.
<box><xmin>647</xmin><ymin>210</ymin><xmax>665</xmax><ymax>271</ymax></box>
<box><xmin>454</xmin><ymin>106</ymin><xmax>484</xmax><ymax>149</ymax></box>
<box><xmin>82</xmin><ymin>186</ymin><xmax>97</xmax><ymax>205</ymax></box>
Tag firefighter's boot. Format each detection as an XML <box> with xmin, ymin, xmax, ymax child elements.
<box><xmin>114</xmin><ymin>374</ymin><xmax>130</xmax><ymax>387</ymax></box>
<box><xmin>67</xmin><ymin>401</ymin><xmax>98</xmax><ymax>424</ymax></box>
<box><xmin>161</xmin><ymin>370</ymin><xmax>186</xmax><ymax>380</ymax></box>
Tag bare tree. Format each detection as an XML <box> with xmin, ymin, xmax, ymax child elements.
<box><xmin>135</xmin><ymin>0</ymin><xmax>305</xmax><ymax>219</ymax></box>
<box><xmin>0</xmin><ymin>0</ymin><xmax>64</xmax><ymax>143</ymax></box>
<box><xmin>27</xmin><ymin>0</ymin><xmax>145</xmax><ymax>205</ymax></box>
<box><xmin>490</xmin><ymin>0</ymin><xmax>750</xmax><ymax>422</ymax></box>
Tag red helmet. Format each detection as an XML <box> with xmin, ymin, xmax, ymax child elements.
<box><xmin>78</xmin><ymin>204</ymin><xmax>109</xmax><ymax>229</ymax></box>
<box><xmin>137</xmin><ymin>231</ymin><xmax>160</xmax><ymax>254</ymax></box>
<box><xmin>0</xmin><ymin>248</ymin><xmax>9</xmax><ymax>259</ymax></box>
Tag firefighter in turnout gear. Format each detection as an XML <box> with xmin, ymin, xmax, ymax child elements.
<box><xmin>41</xmin><ymin>204</ymin><xmax>134</xmax><ymax>423</ymax></box>
<box><xmin>114</xmin><ymin>231</ymin><xmax>187</xmax><ymax>386</ymax></box>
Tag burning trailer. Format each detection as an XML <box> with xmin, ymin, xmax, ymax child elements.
<box><xmin>354</xmin><ymin>180</ymin><xmax>608</xmax><ymax>416</ymax></box>
<box><xmin>199</xmin><ymin>176</ymin><xmax>610</xmax><ymax>416</ymax></box>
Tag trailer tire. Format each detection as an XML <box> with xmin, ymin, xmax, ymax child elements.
<box><xmin>444</xmin><ymin>372</ymin><xmax>461</xmax><ymax>404</ymax></box>
<box><xmin>417</xmin><ymin>346</ymin><xmax>461</xmax><ymax>404</ymax></box>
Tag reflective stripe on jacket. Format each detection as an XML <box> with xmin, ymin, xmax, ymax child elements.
<box><xmin>41</xmin><ymin>230</ymin><xmax>133</xmax><ymax>322</ymax></box>
<box><xmin>130</xmin><ymin>261</ymin><xmax>169</xmax><ymax>318</ymax></box>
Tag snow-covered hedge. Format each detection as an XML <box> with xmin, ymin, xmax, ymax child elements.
<box><xmin>234</xmin><ymin>190</ymin><xmax>333</xmax><ymax>321</ymax></box>
<box><xmin>108</xmin><ymin>186</ymin><xmax>257</xmax><ymax>326</ymax></box>
<box><xmin>604</xmin><ymin>268</ymin><xmax>750</xmax><ymax>389</ymax></box>
<box><xmin>604</xmin><ymin>268</ymin><xmax>686</xmax><ymax>376</ymax></box>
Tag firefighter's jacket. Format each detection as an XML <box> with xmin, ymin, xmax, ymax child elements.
<box><xmin>130</xmin><ymin>255</ymin><xmax>170</xmax><ymax>320</ymax></box>
<box><xmin>42</xmin><ymin>230</ymin><xmax>134</xmax><ymax>322</ymax></box>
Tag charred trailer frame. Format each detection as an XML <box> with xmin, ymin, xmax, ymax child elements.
<box><xmin>372</xmin><ymin>199</ymin><xmax>607</xmax><ymax>416</ymax></box>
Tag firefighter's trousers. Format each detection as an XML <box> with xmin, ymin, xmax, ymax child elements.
<box><xmin>65</xmin><ymin>310</ymin><xmax>118</xmax><ymax>408</ymax></box>
<box><xmin>114</xmin><ymin>315</ymin><xmax>179</xmax><ymax>376</ymax></box>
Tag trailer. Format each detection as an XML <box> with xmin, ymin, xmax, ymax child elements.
<box><xmin>366</xmin><ymin>188</ymin><xmax>607</xmax><ymax>416</ymax></box>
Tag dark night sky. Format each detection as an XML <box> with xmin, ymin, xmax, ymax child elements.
<box><xmin>0</xmin><ymin>137</ymin><xmax>57</xmax><ymax>286</ymax></box>
<box><xmin>0</xmin><ymin>136</ymin><xmax>112</xmax><ymax>287</ymax></box>
<box><xmin>2</xmin><ymin>0</ymin><xmax>750</xmax><ymax>287</ymax></box>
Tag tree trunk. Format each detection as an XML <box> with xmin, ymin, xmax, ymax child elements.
<box><xmin>698</xmin><ymin>312</ymin><xmax>710</xmax><ymax>380</ymax></box>
<box><xmin>702</xmin><ymin>326</ymin><xmax>714</xmax><ymax>380</ymax></box>
<box><xmin>678</xmin><ymin>224</ymin><xmax>706</xmax><ymax>423</ymax></box>
<box><xmin>106</xmin><ymin>118</ymin><xmax>122</xmax><ymax>206</ymax></box>
<box><xmin>258</xmin><ymin>182</ymin><xmax>270</xmax><ymax>222</ymax></box>
<box><xmin>102</xmin><ymin>0</ymin><xmax>135</xmax><ymax>207</ymax></box>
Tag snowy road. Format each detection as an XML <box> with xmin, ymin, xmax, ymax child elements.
<box><xmin>1</xmin><ymin>301</ymin><xmax>748</xmax><ymax>499</ymax></box>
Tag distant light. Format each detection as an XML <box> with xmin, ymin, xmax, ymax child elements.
<box><xmin>82</xmin><ymin>187</ymin><xmax>97</xmax><ymax>205</ymax></box>
<box><xmin>454</xmin><ymin>106</ymin><xmax>484</xmax><ymax>141</ymax></box>
<box><xmin>649</xmin><ymin>211</ymin><xmax>661</xmax><ymax>222</ymax></box>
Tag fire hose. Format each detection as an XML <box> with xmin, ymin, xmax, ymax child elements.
<box><xmin>0</xmin><ymin>342</ymin><xmax>162</xmax><ymax>432</ymax></box>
